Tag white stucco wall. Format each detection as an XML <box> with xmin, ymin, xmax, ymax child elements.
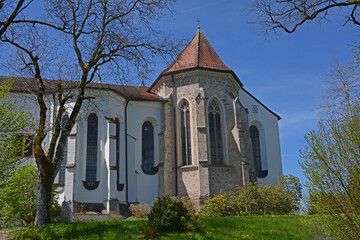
<box><xmin>239</xmin><ymin>88</ymin><xmax>283</xmax><ymax>185</ymax></box>
<box><xmin>126</xmin><ymin>100</ymin><xmax>162</xmax><ymax>206</ymax></box>
<box><xmin>9</xmin><ymin>88</ymin><xmax>163</xmax><ymax>209</ymax></box>
<box><xmin>68</xmin><ymin>89</ymin><xmax>162</xmax><ymax>208</ymax></box>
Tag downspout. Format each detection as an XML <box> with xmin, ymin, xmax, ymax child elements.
<box><xmin>52</xmin><ymin>93</ymin><xmax>57</xmax><ymax>132</ymax></box>
<box><xmin>125</xmin><ymin>98</ymin><xmax>130</xmax><ymax>204</ymax></box>
<box><xmin>171</xmin><ymin>74</ymin><xmax>178</xmax><ymax>196</ymax></box>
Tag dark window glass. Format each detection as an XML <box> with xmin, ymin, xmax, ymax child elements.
<box><xmin>86</xmin><ymin>113</ymin><xmax>98</xmax><ymax>187</ymax></box>
<box><xmin>23</xmin><ymin>135</ymin><xmax>33</xmax><ymax>157</ymax></box>
<box><xmin>15</xmin><ymin>135</ymin><xmax>24</xmax><ymax>157</ymax></box>
<box><xmin>208</xmin><ymin>100</ymin><xmax>223</xmax><ymax>165</ymax></box>
<box><xmin>16</xmin><ymin>135</ymin><xmax>33</xmax><ymax>157</ymax></box>
<box><xmin>250</xmin><ymin>125</ymin><xmax>267</xmax><ymax>178</ymax></box>
<box><xmin>180</xmin><ymin>101</ymin><xmax>191</xmax><ymax>165</ymax></box>
<box><xmin>59</xmin><ymin>115</ymin><xmax>69</xmax><ymax>187</ymax></box>
<box><xmin>142</xmin><ymin>121</ymin><xmax>154</xmax><ymax>174</ymax></box>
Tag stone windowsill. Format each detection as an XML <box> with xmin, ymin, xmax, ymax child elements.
<box><xmin>178</xmin><ymin>165</ymin><xmax>198</xmax><ymax>170</ymax></box>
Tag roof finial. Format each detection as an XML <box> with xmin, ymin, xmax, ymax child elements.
<box><xmin>141</xmin><ymin>74</ymin><xmax>145</xmax><ymax>87</ymax></box>
<box><xmin>196</xmin><ymin>19</ymin><xmax>200</xmax><ymax>32</ymax></box>
<box><xmin>95</xmin><ymin>67</ymin><xmax>102</xmax><ymax>83</ymax></box>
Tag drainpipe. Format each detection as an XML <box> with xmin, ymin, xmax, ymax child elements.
<box><xmin>171</xmin><ymin>74</ymin><xmax>178</xmax><ymax>196</ymax></box>
<box><xmin>52</xmin><ymin>93</ymin><xmax>57</xmax><ymax>132</ymax></box>
<box><xmin>125</xmin><ymin>98</ymin><xmax>129</xmax><ymax>204</ymax></box>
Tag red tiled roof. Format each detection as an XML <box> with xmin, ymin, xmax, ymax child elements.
<box><xmin>0</xmin><ymin>76</ymin><xmax>165</xmax><ymax>102</ymax></box>
<box><xmin>163</xmin><ymin>32</ymin><xmax>231</xmax><ymax>73</ymax></box>
<box><xmin>148</xmin><ymin>31</ymin><xmax>243</xmax><ymax>93</ymax></box>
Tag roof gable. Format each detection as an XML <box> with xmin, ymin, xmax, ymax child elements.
<box><xmin>148</xmin><ymin>31</ymin><xmax>243</xmax><ymax>93</ymax></box>
<box><xmin>163</xmin><ymin>32</ymin><xmax>231</xmax><ymax>73</ymax></box>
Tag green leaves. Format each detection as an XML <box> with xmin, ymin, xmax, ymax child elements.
<box><xmin>148</xmin><ymin>196</ymin><xmax>196</xmax><ymax>233</ymax></box>
<box><xmin>200</xmin><ymin>176</ymin><xmax>302</xmax><ymax>218</ymax></box>
<box><xmin>300</xmin><ymin>67</ymin><xmax>360</xmax><ymax>239</ymax></box>
<box><xmin>0</xmin><ymin>78</ymin><xmax>31</xmax><ymax>188</ymax></box>
<box><xmin>0</xmin><ymin>164</ymin><xmax>61</xmax><ymax>228</ymax></box>
<box><xmin>0</xmin><ymin>164</ymin><xmax>37</xmax><ymax>227</ymax></box>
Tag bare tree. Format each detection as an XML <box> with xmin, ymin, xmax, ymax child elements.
<box><xmin>250</xmin><ymin>0</ymin><xmax>360</xmax><ymax>36</ymax></box>
<box><xmin>0</xmin><ymin>0</ymin><xmax>180</xmax><ymax>227</ymax></box>
<box><xmin>320</xmin><ymin>61</ymin><xmax>360</xmax><ymax>116</ymax></box>
<box><xmin>0</xmin><ymin>0</ymin><xmax>33</xmax><ymax>37</ymax></box>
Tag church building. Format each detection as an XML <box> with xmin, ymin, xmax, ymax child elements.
<box><xmin>3</xmin><ymin>30</ymin><xmax>282</xmax><ymax>216</ymax></box>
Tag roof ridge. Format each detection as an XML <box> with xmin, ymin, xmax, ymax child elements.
<box><xmin>1</xmin><ymin>75</ymin><xmax>150</xmax><ymax>89</ymax></box>
<box><xmin>197</xmin><ymin>32</ymin><xmax>201</xmax><ymax>67</ymax></box>
<box><xmin>199</xmin><ymin>33</ymin><xmax>229</xmax><ymax>69</ymax></box>
<box><xmin>162</xmin><ymin>33</ymin><xmax>199</xmax><ymax>74</ymax></box>
<box><xmin>162</xmin><ymin>31</ymin><xmax>231</xmax><ymax>74</ymax></box>
<box><xmin>0</xmin><ymin>76</ymin><xmax>164</xmax><ymax>101</ymax></box>
<box><xmin>147</xmin><ymin>31</ymin><xmax>244</xmax><ymax>93</ymax></box>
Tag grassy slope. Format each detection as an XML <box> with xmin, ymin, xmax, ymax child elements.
<box><xmin>12</xmin><ymin>215</ymin><xmax>325</xmax><ymax>240</ymax></box>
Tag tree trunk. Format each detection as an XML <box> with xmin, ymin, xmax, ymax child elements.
<box><xmin>34</xmin><ymin>171</ymin><xmax>52</xmax><ymax>227</ymax></box>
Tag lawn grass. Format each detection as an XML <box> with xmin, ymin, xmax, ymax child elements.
<box><xmin>11</xmin><ymin>215</ymin><xmax>326</xmax><ymax>240</ymax></box>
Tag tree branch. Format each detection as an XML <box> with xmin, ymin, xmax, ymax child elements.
<box><xmin>0</xmin><ymin>0</ymin><xmax>26</xmax><ymax>37</ymax></box>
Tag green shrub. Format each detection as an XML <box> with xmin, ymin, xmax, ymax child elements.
<box><xmin>179</xmin><ymin>197</ymin><xmax>197</xmax><ymax>215</ymax></box>
<box><xmin>148</xmin><ymin>196</ymin><xmax>193</xmax><ymax>232</ymax></box>
<box><xmin>200</xmin><ymin>190</ymin><xmax>234</xmax><ymax>217</ymax></box>
<box><xmin>279</xmin><ymin>174</ymin><xmax>302</xmax><ymax>211</ymax></box>
<box><xmin>0</xmin><ymin>164</ymin><xmax>37</xmax><ymax>227</ymax></box>
<box><xmin>0</xmin><ymin>164</ymin><xmax>61</xmax><ymax>227</ymax></box>
<box><xmin>200</xmin><ymin>174</ymin><xmax>302</xmax><ymax>217</ymax></box>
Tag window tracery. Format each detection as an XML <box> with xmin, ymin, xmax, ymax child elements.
<box><xmin>180</xmin><ymin>101</ymin><xmax>192</xmax><ymax>165</ymax></box>
<box><xmin>208</xmin><ymin>100</ymin><xmax>223</xmax><ymax>165</ymax></box>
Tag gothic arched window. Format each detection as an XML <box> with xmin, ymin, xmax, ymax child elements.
<box><xmin>208</xmin><ymin>100</ymin><xmax>223</xmax><ymax>165</ymax></box>
<box><xmin>142</xmin><ymin>121</ymin><xmax>156</xmax><ymax>174</ymax></box>
<box><xmin>58</xmin><ymin>114</ymin><xmax>69</xmax><ymax>187</ymax></box>
<box><xmin>180</xmin><ymin>101</ymin><xmax>192</xmax><ymax>165</ymax></box>
<box><xmin>84</xmin><ymin>113</ymin><xmax>99</xmax><ymax>190</ymax></box>
<box><xmin>250</xmin><ymin>125</ymin><xmax>268</xmax><ymax>178</ymax></box>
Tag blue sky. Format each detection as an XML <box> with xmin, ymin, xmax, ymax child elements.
<box><xmin>150</xmin><ymin>0</ymin><xmax>359</xmax><ymax>183</ymax></box>
<box><xmin>2</xmin><ymin>1</ymin><xmax>359</xmax><ymax>184</ymax></box>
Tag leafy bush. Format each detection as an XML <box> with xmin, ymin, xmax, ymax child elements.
<box><xmin>200</xmin><ymin>174</ymin><xmax>302</xmax><ymax>217</ymax></box>
<box><xmin>179</xmin><ymin>197</ymin><xmax>197</xmax><ymax>216</ymax></box>
<box><xmin>148</xmin><ymin>196</ymin><xmax>196</xmax><ymax>232</ymax></box>
<box><xmin>0</xmin><ymin>79</ymin><xmax>31</xmax><ymax>189</ymax></box>
<box><xmin>0</xmin><ymin>164</ymin><xmax>37</xmax><ymax>227</ymax></box>
<box><xmin>0</xmin><ymin>164</ymin><xmax>61</xmax><ymax>227</ymax></box>
<box><xmin>200</xmin><ymin>190</ymin><xmax>233</xmax><ymax>217</ymax></box>
<box><xmin>129</xmin><ymin>203</ymin><xmax>149</xmax><ymax>218</ymax></box>
<box><xmin>299</xmin><ymin>61</ymin><xmax>360</xmax><ymax>240</ymax></box>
